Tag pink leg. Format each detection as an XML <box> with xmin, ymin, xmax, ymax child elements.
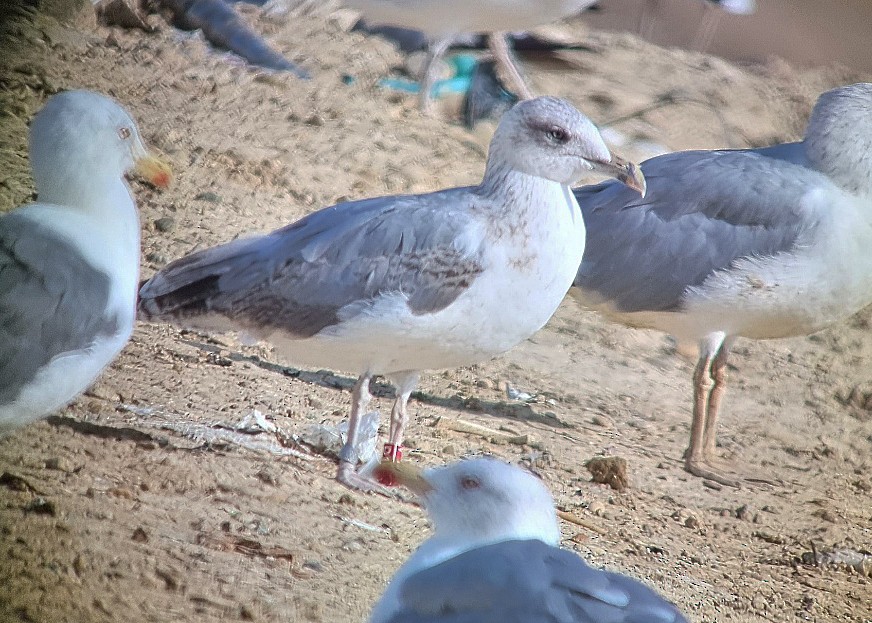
<box><xmin>386</xmin><ymin>372</ymin><xmax>420</xmax><ymax>451</ymax></box>
<box><xmin>337</xmin><ymin>373</ymin><xmax>380</xmax><ymax>491</ymax></box>
<box><xmin>703</xmin><ymin>337</ymin><xmax>733</xmax><ymax>460</ymax></box>
<box><xmin>684</xmin><ymin>333</ymin><xmax>739</xmax><ymax>486</ymax></box>
<box><xmin>375</xmin><ymin>373</ymin><xmax>419</xmax><ymax>487</ymax></box>
<box><xmin>487</xmin><ymin>33</ymin><xmax>534</xmax><ymax>100</ymax></box>
<box><xmin>691</xmin><ymin>5</ymin><xmax>721</xmax><ymax>52</ymax></box>
<box><xmin>685</xmin><ymin>341</ymin><xmax>715</xmax><ymax>468</ymax></box>
<box><xmin>419</xmin><ymin>36</ymin><xmax>453</xmax><ymax>115</ymax></box>
<box><xmin>638</xmin><ymin>0</ymin><xmax>660</xmax><ymax>39</ymax></box>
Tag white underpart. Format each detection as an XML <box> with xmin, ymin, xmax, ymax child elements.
<box><xmin>347</xmin><ymin>0</ymin><xmax>594</xmax><ymax>35</ymax></box>
<box><xmin>266</xmin><ymin>180</ymin><xmax>584</xmax><ymax>376</ymax></box>
<box><xmin>587</xmin><ymin>183</ymin><xmax>872</xmax><ymax>350</ymax></box>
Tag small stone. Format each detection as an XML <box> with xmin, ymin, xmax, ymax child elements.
<box><xmin>813</xmin><ymin>508</ymin><xmax>838</xmax><ymax>523</ymax></box>
<box><xmin>587</xmin><ymin>500</ymin><xmax>606</xmax><ymax>517</ymax></box>
<box><xmin>132</xmin><ymin>526</ymin><xmax>149</xmax><ymax>542</ymax></box>
<box><xmin>153</xmin><ymin>216</ymin><xmax>176</xmax><ymax>233</ymax></box>
<box><xmin>84</xmin><ymin>383</ymin><xmax>120</xmax><ymax>401</ymax></box>
<box><xmin>194</xmin><ymin>191</ymin><xmax>221</xmax><ymax>203</ymax></box>
<box><xmin>25</xmin><ymin>497</ymin><xmax>56</xmax><ymax>515</ymax></box>
<box><xmin>44</xmin><ymin>457</ymin><xmax>69</xmax><ymax>471</ymax></box>
<box><xmin>155</xmin><ymin>566</ymin><xmax>181</xmax><ymax>591</ymax></box>
<box><xmin>337</xmin><ymin>493</ymin><xmax>355</xmax><ymax>505</ymax></box>
<box><xmin>72</xmin><ymin>553</ymin><xmax>86</xmax><ymax>576</ymax></box>
<box><xmin>585</xmin><ymin>456</ymin><xmax>629</xmax><ymax>491</ymax></box>
<box><xmin>255</xmin><ymin>467</ymin><xmax>279</xmax><ymax>486</ymax></box>
<box><xmin>751</xmin><ymin>594</ymin><xmax>767</xmax><ymax>611</ymax></box>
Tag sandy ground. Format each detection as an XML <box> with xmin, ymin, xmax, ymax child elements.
<box><xmin>1</xmin><ymin>2</ymin><xmax>872</xmax><ymax>622</ymax></box>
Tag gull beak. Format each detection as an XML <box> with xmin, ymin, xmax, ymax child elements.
<box><xmin>373</xmin><ymin>461</ymin><xmax>434</xmax><ymax>495</ymax></box>
<box><xmin>133</xmin><ymin>153</ymin><xmax>172</xmax><ymax>189</ymax></box>
<box><xmin>594</xmin><ymin>152</ymin><xmax>646</xmax><ymax>197</ymax></box>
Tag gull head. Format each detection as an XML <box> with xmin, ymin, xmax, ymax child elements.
<box><xmin>487</xmin><ymin>96</ymin><xmax>645</xmax><ymax>195</ymax></box>
<box><xmin>804</xmin><ymin>82</ymin><xmax>872</xmax><ymax>196</ymax></box>
<box><xmin>376</xmin><ymin>457</ymin><xmax>560</xmax><ymax>548</ymax></box>
<box><xmin>29</xmin><ymin>90</ymin><xmax>171</xmax><ymax>205</ymax></box>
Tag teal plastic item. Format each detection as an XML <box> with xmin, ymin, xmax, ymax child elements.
<box><xmin>377</xmin><ymin>54</ymin><xmax>478</xmax><ymax>97</ymax></box>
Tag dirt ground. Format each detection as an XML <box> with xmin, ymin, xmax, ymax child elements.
<box><xmin>1</xmin><ymin>2</ymin><xmax>871</xmax><ymax>622</ymax></box>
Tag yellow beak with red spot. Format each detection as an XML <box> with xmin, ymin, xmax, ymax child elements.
<box><xmin>373</xmin><ymin>461</ymin><xmax>434</xmax><ymax>494</ymax></box>
<box><xmin>133</xmin><ymin>153</ymin><xmax>172</xmax><ymax>189</ymax></box>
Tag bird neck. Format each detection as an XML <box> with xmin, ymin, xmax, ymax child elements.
<box><xmin>37</xmin><ymin>172</ymin><xmax>135</xmax><ymax>220</ymax></box>
<box><xmin>478</xmin><ymin>161</ymin><xmax>568</xmax><ymax>214</ymax></box>
<box><xmin>33</xmin><ymin>172</ymin><xmax>141</xmax><ymax>282</ymax></box>
<box><xmin>803</xmin><ymin>90</ymin><xmax>872</xmax><ymax>198</ymax></box>
<box><xmin>806</xmin><ymin>141</ymin><xmax>872</xmax><ymax>198</ymax></box>
<box><xmin>431</xmin><ymin>506</ymin><xmax>561</xmax><ymax>553</ymax></box>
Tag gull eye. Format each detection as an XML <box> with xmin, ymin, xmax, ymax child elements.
<box><xmin>460</xmin><ymin>476</ymin><xmax>480</xmax><ymax>490</ymax></box>
<box><xmin>118</xmin><ymin>127</ymin><xmax>131</xmax><ymax>140</ymax></box>
<box><xmin>545</xmin><ymin>126</ymin><xmax>569</xmax><ymax>144</ymax></box>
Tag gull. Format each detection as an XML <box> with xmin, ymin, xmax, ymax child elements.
<box><xmin>0</xmin><ymin>90</ymin><xmax>171</xmax><ymax>434</ymax></box>
<box><xmin>572</xmin><ymin>82</ymin><xmax>872</xmax><ymax>486</ymax></box>
<box><xmin>370</xmin><ymin>457</ymin><xmax>689</xmax><ymax>622</ymax></box>
<box><xmin>347</xmin><ymin>0</ymin><xmax>598</xmax><ymax>113</ymax></box>
<box><xmin>638</xmin><ymin>0</ymin><xmax>756</xmax><ymax>51</ymax></box>
<box><xmin>137</xmin><ymin>96</ymin><xmax>646</xmax><ymax>491</ymax></box>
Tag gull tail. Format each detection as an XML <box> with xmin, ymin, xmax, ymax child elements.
<box><xmin>137</xmin><ymin>236</ymin><xmax>267</xmax><ymax>325</ymax></box>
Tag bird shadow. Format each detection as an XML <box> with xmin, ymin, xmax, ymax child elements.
<box><xmin>178</xmin><ymin>337</ymin><xmax>573</xmax><ymax>430</ymax></box>
<box><xmin>45</xmin><ymin>415</ymin><xmax>171</xmax><ymax>447</ymax></box>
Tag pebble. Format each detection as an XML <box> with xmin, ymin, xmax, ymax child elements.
<box><xmin>153</xmin><ymin>216</ymin><xmax>176</xmax><ymax>232</ymax></box>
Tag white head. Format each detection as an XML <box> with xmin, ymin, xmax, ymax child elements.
<box><xmin>804</xmin><ymin>82</ymin><xmax>872</xmax><ymax>196</ymax></box>
<box><xmin>485</xmin><ymin>96</ymin><xmax>646</xmax><ymax>194</ymax></box>
<box><xmin>378</xmin><ymin>457</ymin><xmax>560</xmax><ymax>547</ymax></box>
<box><xmin>28</xmin><ymin>90</ymin><xmax>170</xmax><ymax>206</ymax></box>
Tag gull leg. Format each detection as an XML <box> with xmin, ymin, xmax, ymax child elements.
<box><xmin>692</xmin><ymin>5</ymin><xmax>720</xmax><ymax>52</ymax></box>
<box><xmin>419</xmin><ymin>36</ymin><xmax>454</xmax><ymax>115</ymax></box>
<box><xmin>685</xmin><ymin>342</ymin><xmax>715</xmax><ymax>471</ymax></box>
<box><xmin>487</xmin><ymin>33</ymin><xmax>534</xmax><ymax>100</ymax></box>
<box><xmin>371</xmin><ymin>373</ymin><xmax>419</xmax><ymax>487</ymax></box>
<box><xmin>337</xmin><ymin>373</ymin><xmax>379</xmax><ymax>491</ymax></box>
<box><xmin>703</xmin><ymin>337</ymin><xmax>778</xmax><ymax>486</ymax></box>
<box><xmin>386</xmin><ymin>372</ymin><xmax>420</xmax><ymax>452</ymax></box>
<box><xmin>703</xmin><ymin>337</ymin><xmax>733</xmax><ymax>460</ymax></box>
<box><xmin>685</xmin><ymin>333</ymin><xmax>738</xmax><ymax>486</ymax></box>
<box><xmin>638</xmin><ymin>0</ymin><xmax>659</xmax><ymax>39</ymax></box>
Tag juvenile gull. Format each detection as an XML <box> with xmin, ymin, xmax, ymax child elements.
<box><xmin>370</xmin><ymin>458</ymin><xmax>689</xmax><ymax>623</ymax></box>
<box><xmin>347</xmin><ymin>0</ymin><xmax>597</xmax><ymax>113</ymax></box>
<box><xmin>572</xmin><ymin>82</ymin><xmax>872</xmax><ymax>486</ymax></box>
<box><xmin>138</xmin><ymin>96</ymin><xmax>646</xmax><ymax>491</ymax></box>
<box><xmin>0</xmin><ymin>90</ymin><xmax>171</xmax><ymax>434</ymax></box>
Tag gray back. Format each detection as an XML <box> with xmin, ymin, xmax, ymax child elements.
<box><xmin>574</xmin><ymin>143</ymin><xmax>824</xmax><ymax>313</ymax></box>
<box><xmin>0</xmin><ymin>211</ymin><xmax>120</xmax><ymax>405</ymax></box>
<box><xmin>381</xmin><ymin>539</ymin><xmax>688</xmax><ymax>623</ymax></box>
<box><xmin>139</xmin><ymin>190</ymin><xmax>487</xmax><ymax>337</ymax></box>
